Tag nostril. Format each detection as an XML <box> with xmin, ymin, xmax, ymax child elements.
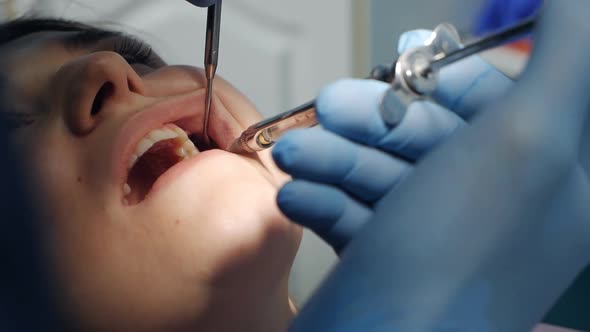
<box><xmin>91</xmin><ymin>82</ymin><xmax>115</xmax><ymax>116</ymax></box>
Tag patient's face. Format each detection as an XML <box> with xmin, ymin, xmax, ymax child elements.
<box><xmin>0</xmin><ymin>23</ymin><xmax>301</xmax><ymax>331</ymax></box>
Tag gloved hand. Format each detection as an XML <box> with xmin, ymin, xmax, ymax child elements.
<box><xmin>273</xmin><ymin>30</ymin><xmax>513</xmax><ymax>253</ymax></box>
<box><xmin>290</xmin><ymin>1</ymin><xmax>590</xmax><ymax>331</ymax></box>
<box><xmin>186</xmin><ymin>0</ymin><xmax>217</xmax><ymax>7</ymax></box>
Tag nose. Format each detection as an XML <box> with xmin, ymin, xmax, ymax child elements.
<box><xmin>54</xmin><ymin>52</ymin><xmax>145</xmax><ymax>135</ymax></box>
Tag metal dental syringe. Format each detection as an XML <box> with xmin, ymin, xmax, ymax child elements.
<box><xmin>227</xmin><ymin>65</ymin><xmax>394</xmax><ymax>154</ymax></box>
<box><xmin>228</xmin><ymin>17</ymin><xmax>535</xmax><ymax>154</ymax></box>
<box><xmin>227</xmin><ymin>100</ymin><xmax>316</xmax><ymax>153</ymax></box>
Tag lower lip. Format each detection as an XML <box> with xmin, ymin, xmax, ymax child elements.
<box><xmin>141</xmin><ymin>149</ymin><xmax>228</xmax><ymax>205</ymax></box>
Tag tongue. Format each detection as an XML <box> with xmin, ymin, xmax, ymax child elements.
<box><xmin>127</xmin><ymin>139</ymin><xmax>183</xmax><ymax>204</ymax></box>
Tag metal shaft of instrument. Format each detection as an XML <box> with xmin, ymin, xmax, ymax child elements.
<box><xmin>227</xmin><ymin>69</ymin><xmax>395</xmax><ymax>154</ymax></box>
<box><xmin>203</xmin><ymin>0</ymin><xmax>222</xmax><ymax>146</ymax></box>
<box><xmin>427</xmin><ymin>16</ymin><xmax>536</xmax><ymax>73</ymax></box>
<box><xmin>256</xmin><ymin>100</ymin><xmax>317</xmax><ymax>145</ymax></box>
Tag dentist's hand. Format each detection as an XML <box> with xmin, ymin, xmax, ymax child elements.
<box><xmin>290</xmin><ymin>1</ymin><xmax>590</xmax><ymax>331</ymax></box>
<box><xmin>186</xmin><ymin>0</ymin><xmax>217</xmax><ymax>7</ymax></box>
<box><xmin>273</xmin><ymin>30</ymin><xmax>513</xmax><ymax>253</ymax></box>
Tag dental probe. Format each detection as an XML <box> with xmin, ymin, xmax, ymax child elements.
<box><xmin>203</xmin><ymin>0</ymin><xmax>222</xmax><ymax>147</ymax></box>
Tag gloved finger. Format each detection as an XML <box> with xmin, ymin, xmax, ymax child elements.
<box><xmin>397</xmin><ymin>29</ymin><xmax>513</xmax><ymax>119</ymax></box>
<box><xmin>186</xmin><ymin>0</ymin><xmax>217</xmax><ymax>7</ymax></box>
<box><xmin>508</xmin><ymin>0</ymin><xmax>590</xmax><ymax>141</ymax></box>
<box><xmin>316</xmin><ymin>80</ymin><xmax>467</xmax><ymax>160</ymax></box>
<box><xmin>273</xmin><ymin>127</ymin><xmax>411</xmax><ymax>202</ymax></box>
<box><xmin>377</xmin><ymin>99</ymin><xmax>467</xmax><ymax>160</ymax></box>
<box><xmin>277</xmin><ymin>180</ymin><xmax>372</xmax><ymax>254</ymax></box>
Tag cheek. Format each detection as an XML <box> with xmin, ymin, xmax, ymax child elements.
<box><xmin>25</xmin><ymin>138</ymin><xmax>84</xmax><ymax>217</ymax></box>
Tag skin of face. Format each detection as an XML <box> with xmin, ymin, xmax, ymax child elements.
<box><xmin>0</xmin><ymin>29</ymin><xmax>302</xmax><ymax>331</ymax></box>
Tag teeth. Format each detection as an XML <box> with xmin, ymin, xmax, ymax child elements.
<box><xmin>148</xmin><ymin>127</ymin><xmax>178</xmax><ymax>142</ymax></box>
<box><xmin>172</xmin><ymin>126</ymin><xmax>189</xmax><ymax>138</ymax></box>
<box><xmin>128</xmin><ymin>155</ymin><xmax>138</xmax><ymax>169</ymax></box>
<box><xmin>123</xmin><ymin>183</ymin><xmax>131</xmax><ymax>195</ymax></box>
<box><xmin>127</xmin><ymin>124</ymin><xmax>199</xmax><ymax>170</ymax></box>
<box><xmin>180</xmin><ymin>139</ymin><xmax>199</xmax><ymax>157</ymax></box>
<box><xmin>176</xmin><ymin>147</ymin><xmax>187</xmax><ymax>158</ymax></box>
<box><xmin>136</xmin><ymin>138</ymin><xmax>155</xmax><ymax>158</ymax></box>
<box><xmin>124</xmin><ymin>124</ymin><xmax>202</xmax><ymax>200</ymax></box>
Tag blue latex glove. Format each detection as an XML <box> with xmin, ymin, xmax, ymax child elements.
<box><xmin>186</xmin><ymin>0</ymin><xmax>217</xmax><ymax>7</ymax></box>
<box><xmin>273</xmin><ymin>30</ymin><xmax>512</xmax><ymax>253</ymax></box>
<box><xmin>290</xmin><ymin>1</ymin><xmax>590</xmax><ymax>331</ymax></box>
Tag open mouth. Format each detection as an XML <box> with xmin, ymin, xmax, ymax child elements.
<box><xmin>123</xmin><ymin>123</ymin><xmax>216</xmax><ymax>205</ymax></box>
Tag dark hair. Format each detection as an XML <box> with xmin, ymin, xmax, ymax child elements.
<box><xmin>0</xmin><ymin>17</ymin><xmax>105</xmax><ymax>45</ymax></box>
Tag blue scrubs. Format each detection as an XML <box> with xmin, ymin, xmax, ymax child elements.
<box><xmin>476</xmin><ymin>1</ymin><xmax>590</xmax><ymax>330</ymax></box>
<box><xmin>475</xmin><ymin>0</ymin><xmax>542</xmax><ymax>35</ymax></box>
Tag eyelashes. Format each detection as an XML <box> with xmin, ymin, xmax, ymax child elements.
<box><xmin>0</xmin><ymin>110</ymin><xmax>36</xmax><ymax>131</ymax></box>
<box><xmin>0</xmin><ymin>77</ymin><xmax>35</xmax><ymax>130</ymax></box>
<box><xmin>65</xmin><ymin>29</ymin><xmax>164</xmax><ymax>68</ymax></box>
<box><xmin>112</xmin><ymin>37</ymin><xmax>162</xmax><ymax>68</ymax></box>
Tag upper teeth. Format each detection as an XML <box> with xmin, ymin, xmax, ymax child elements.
<box><xmin>128</xmin><ymin>124</ymin><xmax>199</xmax><ymax>170</ymax></box>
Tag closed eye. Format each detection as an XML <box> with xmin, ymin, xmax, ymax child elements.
<box><xmin>112</xmin><ymin>36</ymin><xmax>165</xmax><ymax>68</ymax></box>
<box><xmin>65</xmin><ymin>29</ymin><xmax>165</xmax><ymax>69</ymax></box>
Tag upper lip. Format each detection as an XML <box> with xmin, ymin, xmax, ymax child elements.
<box><xmin>112</xmin><ymin>90</ymin><xmax>241</xmax><ymax>190</ymax></box>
